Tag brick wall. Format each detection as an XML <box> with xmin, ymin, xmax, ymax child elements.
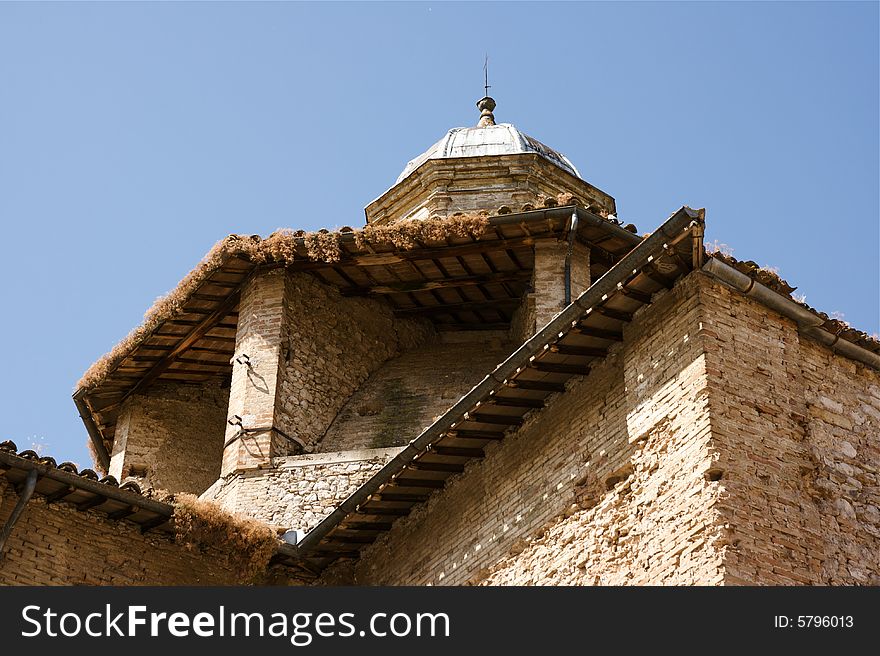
<box><xmin>699</xmin><ymin>274</ymin><xmax>880</xmax><ymax>585</ymax></box>
<box><xmin>0</xmin><ymin>478</ymin><xmax>303</xmax><ymax>585</ymax></box>
<box><xmin>319</xmin><ymin>272</ymin><xmax>879</xmax><ymax>586</ymax></box>
<box><xmin>109</xmin><ymin>381</ymin><xmax>228</xmax><ymax>495</ymax></box>
<box><xmin>510</xmin><ymin>239</ymin><xmax>589</xmax><ymax>342</ymax></box>
<box><xmin>223</xmin><ymin>267</ymin><xmax>287</xmax><ymax>474</ymax></box>
<box><xmin>321</xmin><ymin>274</ymin><xmax>723</xmax><ymax>585</ymax></box>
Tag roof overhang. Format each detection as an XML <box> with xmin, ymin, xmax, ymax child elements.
<box><xmin>75</xmin><ymin>207</ymin><xmax>643</xmax><ymax>470</ymax></box>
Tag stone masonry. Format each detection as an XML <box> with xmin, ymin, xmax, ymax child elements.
<box><xmin>108</xmin><ymin>381</ymin><xmax>228</xmax><ymax>495</ymax></box>
<box><xmin>320</xmin><ymin>337</ymin><xmax>511</xmax><ymax>452</ymax></box>
<box><xmin>700</xmin><ymin>276</ymin><xmax>880</xmax><ymax>585</ymax></box>
<box><xmin>222</xmin><ymin>267</ymin><xmax>287</xmax><ymax>475</ymax></box>
<box><xmin>204</xmin><ymin>448</ymin><xmax>401</xmax><ymax>532</ymax></box>
<box><xmin>208</xmin><ymin>328</ymin><xmax>512</xmax><ymax>529</ymax></box>
<box><xmin>319</xmin><ymin>272</ymin><xmax>880</xmax><ymax>586</ymax></box>
<box><xmin>222</xmin><ymin>268</ymin><xmax>433</xmax><ymax>475</ymax></box>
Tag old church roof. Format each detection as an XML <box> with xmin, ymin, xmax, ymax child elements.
<box><xmin>395</xmin><ymin>96</ymin><xmax>580</xmax><ymax>184</ymax></box>
<box><xmin>74</xmin><ymin>205</ymin><xmax>643</xmax><ymax>470</ymax></box>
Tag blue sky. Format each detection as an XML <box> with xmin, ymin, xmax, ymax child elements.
<box><xmin>0</xmin><ymin>2</ymin><xmax>877</xmax><ymax>467</ymax></box>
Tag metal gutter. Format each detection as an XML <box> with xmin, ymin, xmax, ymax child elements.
<box><xmin>73</xmin><ymin>390</ymin><xmax>111</xmax><ymax>472</ymax></box>
<box><xmin>295</xmin><ymin>206</ymin><xmax>702</xmax><ymax>554</ymax></box>
<box><xmin>0</xmin><ymin>469</ymin><xmax>38</xmax><ymax>558</ymax></box>
<box><xmin>702</xmin><ymin>258</ymin><xmax>880</xmax><ymax>371</ymax></box>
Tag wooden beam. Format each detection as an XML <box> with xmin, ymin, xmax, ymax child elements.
<box><xmin>507</xmin><ymin>379</ymin><xmax>566</xmax><ymax>393</ymax></box>
<box><xmin>573</xmin><ymin>326</ymin><xmax>623</xmax><ymax>341</ymax></box>
<box><xmin>592</xmin><ymin>306</ymin><xmax>633</xmax><ymax>322</ymax></box>
<box><xmin>406</xmin><ymin>461</ymin><xmax>466</xmax><ymax>474</ymax></box>
<box><xmin>77</xmin><ymin>495</ymin><xmax>107</xmax><ymax>511</ymax></box>
<box><xmin>642</xmin><ymin>263</ymin><xmax>676</xmax><ymax>289</ymax></box>
<box><xmin>468</xmin><ymin>413</ymin><xmax>523</xmax><ymax>426</ymax></box>
<box><xmin>167</xmin><ymin>321</ymin><xmax>237</xmax><ymax>332</ymax></box>
<box><xmin>445</xmin><ymin>429</ymin><xmax>506</xmax><ymax>440</ymax></box>
<box><xmin>531</xmin><ymin>362</ymin><xmax>591</xmax><ymax>375</ymax></box>
<box><xmin>294</xmin><ymin>235</ymin><xmax>539</xmax><ymax>269</ymax></box>
<box><xmin>431</xmin><ymin>446</ymin><xmax>485</xmax><ymax>458</ymax></box>
<box><xmin>394</xmin><ymin>298</ymin><xmax>519</xmax><ymax>317</ymax></box>
<box><xmin>339</xmin><ymin>271</ymin><xmax>530</xmax><ymax>296</ymax></box>
<box><xmin>325</xmin><ymin>534</ymin><xmax>377</xmax><ymax>544</ymax></box>
<box><xmin>107</xmin><ymin>505</ymin><xmax>139</xmax><ymax>521</ymax></box>
<box><xmin>120</xmin><ymin>292</ymin><xmax>241</xmax><ymax>402</ymax></box>
<box><xmin>377</xmin><ymin>491</ymin><xmax>430</xmax><ymax>503</ymax></box>
<box><xmin>44</xmin><ymin>485</ymin><xmax>75</xmax><ymax>504</ymax></box>
<box><xmin>618</xmin><ymin>286</ymin><xmax>653</xmax><ymax>305</ymax></box>
<box><xmin>550</xmin><ymin>344</ymin><xmax>608</xmax><ymax>357</ymax></box>
<box><xmin>489</xmin><ymin>396</ymin><xmax>545</xmax><ymax>409</ymax></box>
<box><xmin>356</xmin><ymin>507</ymin><xmax>412</xmax><ymax>516</ymax></box>
<box><xmin>340</xmin><ymin>521</ymin><xmax>393</xmax><ymax>531</ymax></box>
<box><xmin>663</xmin><ymin>243</ymin><xmax>690</xmax><ymax>272</ymax></box>
<box><xmin>312</xmin><ymin>545</ymin><xmax>361</xmax><ymax>557</ymax></box>
<box><xmin>392</xmin><ymin>478</ymin><xmax>446</xmax><ymax>489</ymax></box>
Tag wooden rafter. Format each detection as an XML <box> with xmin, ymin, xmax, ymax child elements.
<box><xmin>117</xmin><ymin>291</ymin><xmax>240</xmax><ymax>402</ymax></box>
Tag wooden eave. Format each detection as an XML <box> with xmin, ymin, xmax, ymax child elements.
<box><xmin>76</xmin><ymin>206</ymin><xmax>641</xmax><ymax>468</ymax></box>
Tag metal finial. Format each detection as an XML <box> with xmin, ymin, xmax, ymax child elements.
<box><xmin>477</xmin><ymin>55</ymin><xmax>496</xmax><ymax>127</ymax></box>
<box><xmin>484</xmin><ymin>54</ymin><xmax>491</xmax><ymax>97</ymax></box>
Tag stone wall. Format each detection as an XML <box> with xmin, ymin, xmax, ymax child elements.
<box><xmin>321</xmin><ymin>274</ymin><xmax>724</xmax><ymax>585</ymax></box>
<box><xmin>222</xmin><ymin>269</ymin><xmax>433</xmax><ymax>473</ymax></box>
<box><xmin>275</xmin><ymin>272</ymin><xmax>434</xmax><ymax>454</ymax></box>
<box><xmin>108</xmin><ymin>381</ymin><xmax>228</xmax><ymax>495</ymax></box>
<box><xmin>699</xmin><ymin>274</ymin><xmax>880</xmax><ymax>585</ymax></box>
<box><xmin>320</xmin><ymin>336</ymin><xmax>511</xmax><ymax>452</ymax></box>
<box><xmin>203</xmin><ymin>448</ymin><xmax>401</xmax><ymax>532</ymax></box>
<box><xmin>0</xmin><ymin>478</ymin><xmax>303</xmax><ymax>585</ymax></box>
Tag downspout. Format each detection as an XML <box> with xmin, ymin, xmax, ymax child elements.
<box><xmin>73</xmin><ymin>390</ymin><xmax>111</xmax><ymax>472</ymax></box>
<box><xmin>563</xmin><ymin>207</ymin><xmax>579</xmax><ymax>305</ymax></box>
<box><xmin>702</xmin><ymin>257</ymin><xmax>880</xmax><ymax>370</ymax></box>
<box><xmin>0</xmin><ymin>468</ymin><xmax>38</xmax><ymax>558</ymax></box>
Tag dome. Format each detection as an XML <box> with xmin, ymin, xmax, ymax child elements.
<box><xmin>394</xmin><ymin>97</ymin><xmax>581</xmax><ymax>185</ymax></box>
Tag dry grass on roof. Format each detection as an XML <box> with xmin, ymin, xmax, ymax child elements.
<box><xmin>707</xmin><ymin>251</ymin><xmax>880</xmax><ymax>354</ymax></box>
<box><xmin>77</xmin><ymin>214</ymin><xmax>492</xmax><ymax>391</ymax></box>
<box><xmin>172</xmin><ymin>494</ymin><xmax>280</xmax><ymax>584</ymax></box>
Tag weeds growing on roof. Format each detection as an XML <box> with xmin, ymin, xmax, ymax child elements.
<box><xmin>173</xmin><ymin>493</ymin><xmax>279</xmax><ymax>584</ymax></box>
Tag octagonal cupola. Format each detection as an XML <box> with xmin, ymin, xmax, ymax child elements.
<box><xmin>365</xmin><ymin>96</ymin><xmax>616</xmax><ymax>225</ymax></box>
